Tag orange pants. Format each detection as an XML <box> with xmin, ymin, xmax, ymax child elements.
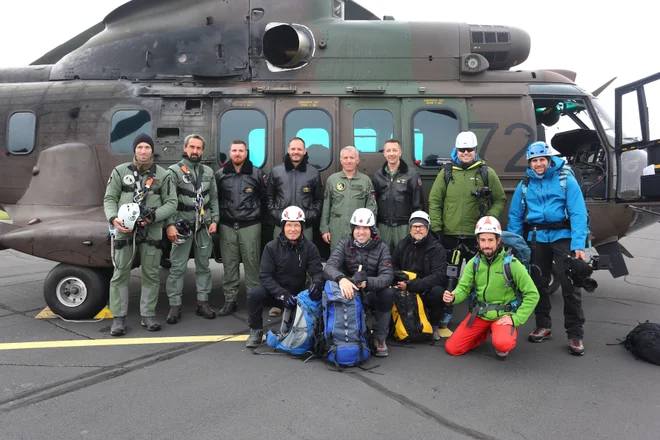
<box><xmin>445</xmin><ymin>314</ymin><xmax>517</xmax><ymax>356</ymax></box>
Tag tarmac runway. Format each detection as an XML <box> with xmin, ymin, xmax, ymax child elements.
<box><xmin>0</xmin><ymin>225</ymin><xmax>659</xmax><ymax>440</ymax></box>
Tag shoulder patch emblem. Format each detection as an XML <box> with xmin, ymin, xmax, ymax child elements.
<box><xmin>336</xmin><ymin>182</ymin><xmax>346</xmax><ymax>191</ymax></box>
<box><xmin>417</xmin><ymin>177</ymin><xmax>423</xmax><ymax>187</ymax></box>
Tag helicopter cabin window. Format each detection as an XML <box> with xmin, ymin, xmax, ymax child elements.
<box><xmin>7</xmin><ymin>112</ymin><xmax>36</xmax><ymax>155</ymax></box>
<box><xmin>413</xmin><ymin>110</ymin><xmax>459</xmax><ymax>167</ymax></box>
<box><xmin>219</xmin><ymin>109</ymin><xmax>266</xmax><ymax>168</ymax></box>
<box><xmin>533</xmin><ymin>97</ymin><xmax>608</xmax><ymax>199</ymax></box>
<box><xmin>353</xmin><ymin>110</ymin><xmax>394</xmax><ymax>153</ymax></box>
<box><xmin>110</xmin><ymin>110</ymin><xmax>152</xmax><ymax>154</ymax></box>
<box><xmin>284</xmin><ymin>109</ymin><xmax>332</xmax><ymax>170</ymax></box>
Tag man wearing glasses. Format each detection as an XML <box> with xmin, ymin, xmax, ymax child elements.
<box><xmin>428</xmin><ymin>131</ymin><xmax>506</xmax><ymax>328</ymax></box>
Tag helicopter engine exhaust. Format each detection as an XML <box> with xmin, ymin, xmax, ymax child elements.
<box><xmin>262</xmin><ymin>23</ymin><xmax>315</xmax><ymax>70</ymax></box>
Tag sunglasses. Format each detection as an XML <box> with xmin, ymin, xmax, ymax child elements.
<box><xmin>457</xmin><ymin>148</ymin><xmax>475</xmax><ymax>153</ymax></box>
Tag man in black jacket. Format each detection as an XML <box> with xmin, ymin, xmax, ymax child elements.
<box><xmin>372</xmin><ymin>139</ymin><xmax>425</xmax><ymax>250</ymax></box>
<box><xmin>245</xmin><ymin>206</ymin><xmax>324</xmax><ymax>348</ymax></box>
<box><xmin>214</xmin><ymin>140</ymin><xmax>267</xmax><ymax>316</ymax></box>
<box><xmin>391</xmin><ymin>211</ymin><xmax>449</xmax><ymax>340</ymax></box>
<box><xmin>323</xmin><ymin>208</ymin><xmax>394</xmax><ymax>357</ymax></box>
<box><xmin>267</xmin><ymin>137</ymin><xmax>323</xmax><ymax>240</ymax></box>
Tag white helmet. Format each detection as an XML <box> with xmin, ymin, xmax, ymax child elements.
<box><xmin>117</xmin><ymin>203</ymin><xmax>141</xmax><ymax>231</ymax></box>
<box><xmin>455</xmin><ymin>131</ymin><xmax>478</xmax><ymax>149</ymax></box>
<box><xmin>409</xmin><ymin>211</ymin><xmax>430</xmax><ymax>228</ymax></box>
<box><xmin>281</xmin><ymin>206</ymin><xmax>306</xmax><ymax>225</ymax></box>
<box><xmin>350</xmin><ymin>208</ymin><xmax>376</xmax><ymax>227</ymax></box>
<box><xmin>475</xmin><ymin>216</ymin><xmax>502</xmax><ymax>236</ymax></box>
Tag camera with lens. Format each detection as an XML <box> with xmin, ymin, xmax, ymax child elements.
<box><xmin>471</xmin><ymin>186</ymin><xmax>492</xmax><ymax>199</ymax></box>
<box><xmin>565</xmin><ymin>255</ymin><xmax>599</xmax><ymax>293</ymax></box>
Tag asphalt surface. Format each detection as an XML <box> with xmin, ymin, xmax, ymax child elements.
<box><xmin>0</xmin><ymin>225</ymin><xmax>659</xmax><ymax>440</ymax></box>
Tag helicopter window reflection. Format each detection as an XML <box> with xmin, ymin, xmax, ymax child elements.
<box><xmin>413</xmin><ymin>110</ymin><xmax>459</xmax><ymax>167</ymax></box>
<box><xmin>110</xmin><ymin>110</ymin><xmax>152</xmax><ymax>154</ymax></box>
<box><xmin>7</xmin><ymin>112</ymin><xmax>36</xmax><ymax>155</ymax></box>
<box><xmin>353</xmin><ymin>110</ymin><xmax>394</xmax><ymax>153</ymax></box>
<box><xmin>285</xmin><ymin>109</ymin><xmax>332</xmax><ymax>170</ymax></box>
<box><xmin>219</xmin><ymin>109</ymin><xmax>267</xmax><ymax>168</ymax></box>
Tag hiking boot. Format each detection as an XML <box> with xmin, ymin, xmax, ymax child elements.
<box><xmin>217</xmin><ymin>301</ymin><xmax>238</xmax><ymax>316</ymax></box>
<box><xmin>439</xmin><ymin>312</ymin><xmax>452</xmax><ymax>329</ymax></box>
<box><xmin>166</xmin><ymin>306</ymin><xmax>182</xmax><ymax>324</ymax></box>
<box><xmin>245</xmin><ymin>329</ymin><xmax>263</xmax><ymax>349</ymax></box>
<box><xmin>141</xmin><ymin>316</ymin><xmax>161</xmax><ymax>332</ymax></box>
<box><xmin>196</xmin><ymin>301</ymin><xmax>216</xmax><ymax>319</ymax></box>
<box><xmin>568</xmin><ymin>338</ymin><xmax>585</xmax><ymax>356</ymax></box>
<box><xmin>110</xmin><ymin>317</ymin><xmax>126</xmax><ymax>336</ymax></box>
<box><xmin>432</xmin><ymin>326</ymin><xmax>441</xmax><ymax>341</ymax></box>
<box><xmin>528</xmin><ymin>328</ymin><xmax>552</xmax><ymax>343</ymax></box>
<box><xmin>374</xmin><ymin>339</ymin><xmax>388</xmax><ymax>357</ymax></box>
<box><xmin>495</xmin><ymin>349</ymin><xmax>509</xmax><ymax>360</ymax></box>
<box><xmin>268</xmin><ymin>307</ymin><xmax>282</xmax><ymax>317</ymax></box>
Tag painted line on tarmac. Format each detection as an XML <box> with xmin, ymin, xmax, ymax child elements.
<box><xmin>0</xmin><ymin>335</ymin><xmax>250</xmax><ymax>351</ymax></box>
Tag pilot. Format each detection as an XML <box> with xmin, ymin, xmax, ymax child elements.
<box><xmin>320</xmin><ymin>146</ymin><xmax>377</xmax><ymax>251</ymax></box>
<box><xmin>245</xmin><ymin>206</ymin><xmax>324</xmax><ymax>348</ymax></box>
<box><xmin>214</xmin><ymin>140</ymin><xmax>267</xmax><ymax>316</ymax></box>
<box><xmin>443</xmin><ymin>216</ymin><xmax>539</xmax><ymax>360</ymax></box>
<box><xmin>323</xmin><ymin>208</ymin><xmax>394</xmax><ymax>357</ymax></box>
<box><xmin>372</xmin><ymin>139</ymin><xmax>425</xmax><ymax>250</ymax></box>
<box><xmin>390</xmin><ymin>211</ymin><xmax>448</xmax><ymax>340</ymax></box>
<box><xmin>103</xmin><ymin>133</ymin><xmax>178</xmax><ymax>336</ymax></box>
<box><xmin>428</xmin><ymin>131</ymin><xmax>506</xmax><ymax>329</ymax></box>
<box><xmin>265</xmin><ymin>137</ymin><xmax>323</xmax><ymax>317</ymax></box>
<box><xmin>508</xmin><ymin>141</ymin><xmax>589</xmax><ymax>356</ymax></box>
<box><xmin>164</xmin><ymin>134</ymin><xmax>219</xmax><ymax>324</ymax></box>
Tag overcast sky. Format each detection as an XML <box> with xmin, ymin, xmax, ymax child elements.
<box><xmin>1</xmin><ymin>0</ymin><xmax>658</xmax><ymax>137</ymax></box>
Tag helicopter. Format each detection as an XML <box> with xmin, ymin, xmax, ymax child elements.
<box><xmin>0</xmin><ymin>0</ymin><xmax>658</xmax><ymax>319</ymax></box>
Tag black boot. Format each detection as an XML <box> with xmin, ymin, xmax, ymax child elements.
<box><xmin>217</xmin><ymin>301</ymin><xmax>237</xmax><ymax>316</ymax></box>
<box><xmin>166</xmin><ymin>306</ymin><xmax>182</xmax><ymax>324</ymax></box>
<box><xmin>110</xmin><ymin>317</ymin><xmax>126</xmax><ymax>336</ymax></box>
<box><xmin>141</xmin><ymin>316</ymin><xmax>161</xmax><ymax>331</ymax></box>
<box><xmin>196</xmin><ymin>301</ymin><xmax>217</xmax><ymax>319</ymax></box>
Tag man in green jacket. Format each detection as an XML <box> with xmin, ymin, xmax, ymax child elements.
<box><xmin>428</xmin><ymin>131</ymin><xmax>506</xmax><ymax>328</ymax></box>
<box><xmin>104</xmin><ymin>133</ymin><xmax>178</xmax><ymax>336</ymax></box>
<box><xmin>320</xmin><ymin>146</ymin><xmax>377</xmax><ymax>251</ymax></box>
<box><xmin>442</xmin><ymin>216</ymin><xmax>539</xmax><ymax>360</ymax></box>
<box><xmin>164</xmin><ymin>134</ymin><xmax>219</xmax><ymax>323</ymax></box>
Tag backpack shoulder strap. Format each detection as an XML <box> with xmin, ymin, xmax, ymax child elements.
<box><xmin>443</xmin><ymin>163</ymin><xmax>453</xmax><ymax>186</ymax></box>
<box><xmin>479</xmin><ymin>164</ymin><xmax>489</xmax><ymax>188</ymax></box>
<box><xmin>503</xmin><ymin>251</ymin><xmax>523</xmax><ymax>308</ymax></box>
<box><xmin>521</xmin><ymin>176</ymin><xmax>530</xmax><ymax>211</ymax></box>
<box><xmin>558</xmin><ymin>168</ymin><xmax>570</xmax><ymax>193</ymax></box>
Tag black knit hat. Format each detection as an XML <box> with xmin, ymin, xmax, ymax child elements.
<box><xmin>133</xmin><ymin>133</ymin><xmax>154</xmax><ymax>152</ymax></box>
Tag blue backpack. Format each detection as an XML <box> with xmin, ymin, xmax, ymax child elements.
<box><xmin>322</xmin><ymin>280</ymin><xmax>371</xmax><ymax>368</ymax></box>
<box><xmin>266</xmin><ymin>289</ymin><xmax>322</xmax><ymax>356</ymax></box>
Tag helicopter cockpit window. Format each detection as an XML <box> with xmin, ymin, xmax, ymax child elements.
<box><xmin>353</xmin><ymin>110</ymin><xmax>394</xmax><ymax>153</ymax></box>
<box><xmin>332</xmin><ymin>0</ymin><xmax>345</xmax><ymax>20</ymax></box>
<box><xmin>7</xmin><ymin>112</ymin><xmax>36</xmax><ymax>155</ymax></box>
<box><xmin>413</xmin><ymin>110</ymin><xmax>459</xmax><ymax>167</ymax></box>
<box><xmin>219</xmin><ymin>109</ymin><xmax>267</xmax><ymax>168</ymax></box>
<box><xmin>284</xmin><ymin>109</ymin><xmax>332</xmax><ymax>170</ymax></box>
<box><xmin>110</xmin><ymin>110</ymin><xmax>152</xmax><ymax>154</ymax></box>
<box><xmin>533</xmin><ymin>97</ymin><xmax>609</xmax><ymax>199</ymax></box>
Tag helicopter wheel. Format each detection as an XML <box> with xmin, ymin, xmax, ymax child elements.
<box><xmin>43</xmin><ymin>263</ymin><xmax>109</xmax><ymax>320</ymax></box>
<box><xmin>546</xmin><ymin>263</ymin><xmax>561</xmax><ymax>295</ymax></box>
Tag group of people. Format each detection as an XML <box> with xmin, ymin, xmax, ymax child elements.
<box><xmin>103</xmin><ymin>129</ymin><xmax>589</xmax><ymax>359</ymax></box>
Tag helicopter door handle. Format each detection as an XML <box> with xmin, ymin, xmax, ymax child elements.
<box><xmin>145</xmin><ymin>51</ymin><xmax>151</xmax><ymax>67</ymax></box>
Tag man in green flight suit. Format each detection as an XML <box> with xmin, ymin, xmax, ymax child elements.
<box><xmin>104</xmin><ymin>133</ymin><xmax>177</xmax><ymax>336</ymax></box>
<box><xmin>320</xmin><ymin>146</ymin><xmax>377</xmax><ymax>251</ymax></box>
<box><xmin>164</xmin><ymin>134</ymin><xmax>219</xmax><ymax>324</ymax></box>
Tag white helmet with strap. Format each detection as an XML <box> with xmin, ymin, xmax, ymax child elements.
<box><xmin>409</xmin><ymin>211</ymin><xmax>431</xmax><ymax>228</ymax></box>
<box><xmin>475</xmin><ymin>216</ymin><xmax>502</xmax><ymax>236</ymax></box>
<box><xmin>350</xmin><ymin>208</ymin><xmax>376</xmax><ymax>227</ymax></box>
<box><xmin>281</xmin><ymin>206</ymin><xmax>306</xmax><ymax>225</ymax></box>
<box><xmin>117</xmin><ymin>203</ymin><xmax>140</xmax><ymax>231</ymax></box>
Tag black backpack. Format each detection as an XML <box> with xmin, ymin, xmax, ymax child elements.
<box><xmin>443</xmin><ymin>162</ymin><xmax>489</xmax><ymax>188</ymax></box>
<box><xmin>622</xmin><ymin>321</ymin><xmax>660</xmax><ymax>366</ymax></box>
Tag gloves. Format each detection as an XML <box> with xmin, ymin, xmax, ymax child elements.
<box><xmin>140</xmin><ymin>207</ymin><xmax>156</xmax><ymax>224</ymax></box>
<box><xmin>352</xmin><ymin>270</ymin><xmax>368</xmax><ymax>285</ymax></box>
<box><xmin>284</xmin><ymin>294</ymin><xmax>297</xmax><ymax>310</ymax></box>
<box><xmin>308</xmin><ymin>284</ymin><xmax>323</xmax><ymax>301</ymax></box>
<box><xmin>393</xmin><ymin>270</ymin><xmax>409</xmax><ymax>282</ymax></box>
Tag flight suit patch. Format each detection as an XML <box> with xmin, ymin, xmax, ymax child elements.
<box><xmin>396</xmin><ymin>178</ymin><xmax>407</xmax><ymax>184</ymax></box>
<box><xmin>417</xmin><ymin>177</ymin><xmax>423</xmax><ymax>187</ymax></box>
<box><xmin>302</xmin><ymin>186</ymin><xmax>311</xmax><ymax>193</ymax></box>
<box><xmin>336</xmin><ymin>182</ymin><xmax>346</xmax><ymax>191</ymax></box>
<box><xmin>244</xmin><ymin>187</ymin><xmax>254</xmax><ymax>194</ymax></box>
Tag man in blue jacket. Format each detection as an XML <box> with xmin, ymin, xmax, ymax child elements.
<box><xmin>508</xmin><ymin>141</ymin><xmax>588</xmax><ymax>356</ymax></box>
